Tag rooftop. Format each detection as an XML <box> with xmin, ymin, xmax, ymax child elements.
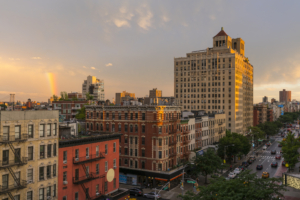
<box><xmin>213</xmin><ymin>27</ymin><xmax>228</xmax><ymax>37</ymax></box>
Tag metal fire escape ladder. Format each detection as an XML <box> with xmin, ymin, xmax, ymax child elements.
<box><xmin>80</xmin><ymin>183</ymin><xmax>91</xmax><ymax>200</ymax></box>
<box><xmin>7</xmin><ymin>142</ymin><xmax>23</xmax><ymax>165</ymax></box>
<box><xmin>8</xmin><ymin>192</ymin><xmax>14</xmax><ymax>200</ymax></box>
<box><xmin>7</xmin><ymin>167</ymin><xmax>20</xmax><ymax>186</ymax></box>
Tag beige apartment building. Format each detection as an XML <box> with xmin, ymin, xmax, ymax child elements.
<box><xmin>115</xmin><ymin>91</ymin><xmax>136</xmax><ymax>105</ymax></box>
<box><xmin>174</xmin><ymin>28</ymin><xmax>253</xmax><ymax>134</ymax></box>
<box><xmin>0</xmin><ymin>110</ymin><xmax>58</xmax><ymax>200</ymax></box>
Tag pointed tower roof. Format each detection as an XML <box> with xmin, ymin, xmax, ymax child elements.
<box><xmin>213</xmin><ymin>27</ymin><xmax>228</xmax><ymax>38</ymax></box>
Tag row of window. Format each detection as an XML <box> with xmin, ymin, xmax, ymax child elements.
<box><xmin>2</xmin><ymin>186</ymin><xmax>56</xmax><ymax>200</ymax></box>
<box><xmin>2</xmin><ymin>124</ymin><xmax>57</xmax><ymax>139</ymax></box>
<box><xmin>175</xmin><ymin>58</ymin><xmax>232</xmax><ymax>66</ymax></box>
<box><xmin>87</xmin><ymin>112</ymin><xmax>146</xmax><ymax>120</ymax></box>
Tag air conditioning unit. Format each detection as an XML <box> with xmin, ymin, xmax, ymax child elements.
<box><xmin>75</xmin><ymin>158</ymin><xmax>79</xmax><ymax>161</ymax></box>
<box><xmin>86</xmin><ymin>156</ymin><xmax>90</xmax><ymax>159</ymax></box>
<box><xmin>63</xmin><ymin>160</ymin><xmax>67</xmax><ymax>164</ymax></box>
<box><xmin>63</xmin><ymin>181</ymin><xmax>68</xmax><ymax>185</ymax></box>
<box><xmin>27</xmin><ymin>180</ymin><xmax>32</xmax><ymax>184</ymax></box>
<box><xmin>47</xmin><ymin>196</ymin><xmax>51</xmax><ymax>199</ymax></box>
<box><xmin>113</xmin><ymin>166</ymin><xmax>117</xmax><ymax>169</ymax></box>
<box><xmin>96</xmin><ymin>192</ymin><xmax>100</xmax><ymax>196</ymax></box>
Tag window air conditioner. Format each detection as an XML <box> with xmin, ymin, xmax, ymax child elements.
<box><xmin>63</xmin><ymin>181</ymin><xmax>68</xmax><ymax>185</ymax></box>
<box><xmin>96</xmin><ymin>193</ymin><xmax>100</xmax><ymax>196</ymax></box>
<box><xmin>75</xmin><ymin>158</ymin><xmax>79</xmax><ymax>161</ymax></box>
<box><xmin>86</xmin><ymin>156</ymin><xmax>90</xmax><ymax>159</ymax></box>
<box><xmin>63</xmin><ymin>160</ymin><xmax>67</xmax><ymax>164</ymax></box>
<box><xmin>113</xmin><ymin>166</ymin><xmax>117</xmax><ymax>169</ymax></box>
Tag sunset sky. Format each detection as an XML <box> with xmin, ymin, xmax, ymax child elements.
<box><xmin>1</xmin><ymin>0</ymin><xmax>300</xmax><ymax>103</ymax></box>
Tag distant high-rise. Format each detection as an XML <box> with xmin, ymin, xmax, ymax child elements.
<box><xmin>279</xmin><ymin>89</ymin><xmax>291</xmax><ymax>103</ymax></box>
<box><xmin>174</xmin><ymin>27</ymin><xmax>253</xmax><ymax>135</ymax></box>
<box><xmin>262</xmin><ymin>96</ymin><xmax>268</xmax><ymax>103</ymax></box>
<box><xmin>82</xmin><ymin>75</ymin><xmax>105</xmax><ymax>101</ymax></box>
<box><xmin>115</xmin><ymin>91</ymin><xmax>135</xmax><ymax>105</ymax></box>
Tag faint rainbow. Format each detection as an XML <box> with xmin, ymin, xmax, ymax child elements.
<box><xmin>46</xmin><ymin>73</ymin><xmax>57</xmax><ymax>95</ymax></box>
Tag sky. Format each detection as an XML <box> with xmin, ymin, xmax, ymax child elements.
<box><xmin>1</xmin><ymin>0</ymin><xmax>300</xmax><ymax>103</ymax></box>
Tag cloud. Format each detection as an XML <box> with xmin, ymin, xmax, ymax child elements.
<box><xmin>31</xmin><ymin>57</ymin><xmax>42</xmax><ymax>59</ymax></box>
<box><xmin>162</xmin><ymin>15</ymin><xmax>170</xmax><ymax>23</ymax></box>
<box><xmin>83</xmin><ymin>66</ymin><xmax>86</xmax><ymax>68</ymax></box>
<box><xmin>136</xmin><ymin>5</ymin><xmax>153</xmax><ymax>30</ymax></box>
<box><xmin>114</xmin><ymin>19</ymin><xmax>130</xmax><ymax>27</ymax></box>
<box><xmin>9</xmin><ymin>58</ymin><xmax>20</xmax><ymax>61</ymax></box>
<box><xmin>91</xmin><ymin>67</ymin><xmax>96</xmax><ymax>70</ymax></box>
<box><xmin>105</xmin><ymin>63</ymin><xmax>112</xmax><ymax>67</ymax></box>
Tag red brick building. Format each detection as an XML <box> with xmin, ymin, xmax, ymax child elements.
<box><xmin>85</xmin><ymin>105</ymin><xmax>186</xmax><ymax>188</ymax></box>
<box><xmin>253</xmin><ymin>109</ymin><xmax>260</xmax><ymax>126</ymax></box>
<box><xmin>58</xmin><ymin>133</ymin><xmax>129</xmax><ymax>200</ymax></box>
<box><xmin>195</xmin><ymin>119</ymin><xmax>202</xmax><ymax>149</ymax></box>
<box><xmin>53</xmin><ymin>100</ymin><xmax>87</xmax><ymax>119</ymax></box>
<box><xmin>267</xmin><ymin>108</ymin><xmax>273</xmax><ymax>122</ymax></box>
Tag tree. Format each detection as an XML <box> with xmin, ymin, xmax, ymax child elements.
<box><xmin>191</xmin><ymin>148</ymin><xmax>223</xmax><ymax>184</ymax></box>
<box><xmin>59</xmin><ymin>91</ymin><xmax>69</xmax><ymax>101</ymax></box>
<box><xmin>75</xmin><ymin>106</ymin><xmax>86</xmax><ymax>120</ymax></box>
<box><xmin>281</xmin><ymin>132</ymin><xmax>300</xmax><ymax>171</ymax></box>
<box><xmin>52</xmin><ymin>94</ymin><xmax>58</xmax><ymax>101</ymax></box>
<box><xmin>85</xmin><ymin>92</ymin><xmax>94</xmax><ymax>100</ymax></box>
<box><xmin>257</xmin><ymin>122</ymin><xmax>277</xmax><ymax>136</ymax></box>
<box><xmin>248</xmin><ymin>126</ymin><xmax>265</xmax><ymax>146</ymax></box>
<box><xmin>180</xmin><ymin>170</ymin><xmax>286</xmax><ymax>200</ymax></box>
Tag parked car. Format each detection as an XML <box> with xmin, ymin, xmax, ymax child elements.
<box><xmin>238</xmin><ymin>166</ymin><xmax>245</xmax><ymax>171</ymax></box>
<box><xmin>271</xmin><ymin>162</ymin><xmax>278</xmax><ymax>167</ymax></box>
<box><xmin>263</xmin><ymin>146</ymin><xmax>267</xmax><ymax>150</ymax></box>
<box><xmin>228</xmin><ymin>172</ymin><xmax>237</xmax><ymax>179</ymax></box>
<box><xmin>129</xmin><ymin>188</ymin><xmax>143</xmax><ymax>196</ymax></box>
<box><xmin>275</xmin><ymin>155</ymin><xmax>281</xmax><ymax>159</ymax></box>
<box><xmin>242</xmin><ymin>161</ymin><xmax>249</xmax><ymax>167</ymax></box>
<box><xmin>143</xmin><ymin>192</ymin><xmax>161</xmax><ymax>199</ymax></box>
<box><xmin>271</xmin><ymin>150</ymin><xmax>276</xmax><ymax>154</ymax></box>
<box><xmin>278</xmin><ymin>143</ymin><xmax>282</xmax><ymax>147</ymax></box>
<box><xmin>262</xmin><ymin>172</ymin><xmax>270</xmax><ymax>178</ymax></box>
<box><xmin>280</xmin><ymin>150</ymin><xmax>283</xmax><ymax>154</ymax></box>
<box><xmin>256</xmin><ymin>165</ymin><xmax>263</xmax><ymax>170</ymax></box>
<box><xmin>234</xmin><ymin>168</ymin><xmax>242</xmax><ymax>174</ymax></box>
<box><xmin>266</xmin><ymin>142</ymin><xmax>271</xmax><ymax>146</ymax></box>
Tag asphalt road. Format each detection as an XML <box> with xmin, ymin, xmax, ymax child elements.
<box><xmin>243</xmin><ymin>137</ymin><xmax>285</xmax><ymax>178</ymax></box>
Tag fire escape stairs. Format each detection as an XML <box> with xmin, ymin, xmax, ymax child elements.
<box><xmin>80</xmin><ymin>183</ymin><xmax>91</xmax><ymax>200</ymax></box>
<box><xmin>8</xmin><ymin>192</ymin><xmax>14</xmax><ymax>200</ymax></box>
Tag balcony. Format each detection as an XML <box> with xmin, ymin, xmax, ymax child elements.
<box><xmin>169</xmin><ymin>129</ymin><xmax>178</xmax><ymax>134</ymax></box>
<box><xmin>0</xmin><ymin>180</ymin><xmax>27</xmax><ymax>194</ymax></box>
<box><xmin>90</xmin><ymin>192</ymin><xmax>103</xmax><ymax>200</ymax></box>
<box><xmin>73</xmin><ymin>153</ymin><xmax>105</xmax><ymax>164</ymax></box>
<box><xmin>182</xmin><ymin>130</ymin><xmax>190</xmax><ymax>135</ymax></box>
<box><xmin>183</xmin><ymin>151</ymin><xmax>191</xmax><ymax>157</ymax></box>
<box><xmin>0</xmin><ymin>134</ymin><xmax>28</xmax><ymax>143</ymax></box>
<box><xmin>218</xmin><ymin>122</ymin><xmax>223</xmax><ymax>125</ymax></box>
<box><xmin>196</xmin><ymin>137</ymin><xmax>201</xmax><ymax>141</ymax></box>
<box><xmin>169</xmin><ymin>153</ymin><xmax>177</xmax><ymax>158</ymax></box>
<box><xmin>0</xmin><ymin>157</ymin><xmax>28</xmax><ymax>169</ymax></box>
<box><xmin>73</xmin><ymin>172</ymin><xmax>100</xmax><ymax>184</ymax></box>
<box><xmin>182</xmin><ymin>140</ymin><xmax>189</xmax><ymax>145</ymax></box>
<box><xmin>169</xmin><ymin>141</ymin><xmax>177</xmax><ymax>146</ymax></box>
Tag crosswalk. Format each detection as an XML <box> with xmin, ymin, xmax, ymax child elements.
<box><xmin>262</xmin><ymin>151</ymin><xmax>279</xmax><ymax>154</ymax></box>
<box><xmin>259</xmin><ymin>156</ymin><xmax>281</xmax><ymax>159</ymax></box>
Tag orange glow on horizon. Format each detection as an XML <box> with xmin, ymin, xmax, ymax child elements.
<box><xmin>46</xmin><ymin>73</ymin><xmax>58</xmax><ymax>95</ymax></box>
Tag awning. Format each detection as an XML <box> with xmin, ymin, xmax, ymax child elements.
<box><xmin>170</xmin><ymin>172</ymin><xmax>185</xmax><ymax>181</ymax></box>
<box><xmin>155</xmin><ymin>178</ymin><xmax>168</xmax><ymax>182</ymax></box>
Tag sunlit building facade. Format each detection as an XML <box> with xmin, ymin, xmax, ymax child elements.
<box><xmin>174</xmin><ymin>28</ymin><xmax>253</xmax><ymax>134</ymax></box>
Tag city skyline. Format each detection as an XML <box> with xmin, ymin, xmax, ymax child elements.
<box><xmin>1</xmin><ymin>1</ymin><xmax>300</xmax><ymax>103</ymax></box>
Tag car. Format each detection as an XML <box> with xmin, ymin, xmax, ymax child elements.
<box><xmin>282</xmin><ymin>160</ymin><xmax>287</xmax><ymax>166</ymax></box>
<box><xmin>271</xmin><ymin>150</ymin><xmax>276</xmax><ymax>154</ymax></box>
<box><xmin>234</xmin><ymin>168</ymin><xmax>242</xmax><ymax>174</ymax></box>
<box><xmin>143</xmin><ymin>192</ymin><xmax>160</xmax><ymax>199</ymax></box>
<box><xmin>280</xmin><ymin>150</ymin><xmax>283</xmax><ymax>154</ymax></box>
<box><xmin>242</xmin><ymin>161</ymin><xmax>249</xmax><ymax>167</ymax></box>
<box><xmin>225</xmin><ymin>177</ymin><xmax>231</xmax><ymax>181</ymax></box>
<box><xmin>263</xmin><ymin>146</ymin><xmax>267</xmax><ymax>150</ymax></box>
<box><xmin>228</xmin><ymin>172</ymin><xmax>237</xmax><ymax>179</ymax></box>
<box><xmin>271</xmin><ymin>162</ymin><xmax>278</xmax><ymax>167</ymax></box>
<box><xmin>275</xmin><ymin>155</ymin><xmax>281</xmax><ymax>159</ymax></box>
<box><xmin>238</xmin><ymin>166</ymin><xmax>245</xmax><ymax>171</ymax></box>
<box><xmin>256</xmin><ymin>165</ymin><xmax>263</xmax><ymax>170</ymax></box>
<box><xmin>266</xmin><ymin>142</ymin><xmax>271</xmax><ymax>146</ymax></box>
<box><xmin>278</xmin><ymin>144</ymin><xmax>282</xmax><ymax>147</ymax></box>
<box><xmin>262</xmin><ymin>172</ymin><xmax>270</xmax><ymax>178</ymax></box>
<box><xmin>129</xmin><ymin>188</ymin><xmax>143</xmax><ymax>196</ymax></box>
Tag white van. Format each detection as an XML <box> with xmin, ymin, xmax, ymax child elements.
<box><xmin>262</xmin><ymin>146</ymin><xmax>267</xmax><ymax>150</ymax></box>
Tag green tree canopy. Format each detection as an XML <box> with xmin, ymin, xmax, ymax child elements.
<box><xmin>180</xmin><ymin>170</ymin><xmax>286</xmax><ymax>200</ymax></box>
<box><xmin>75</xmin><ymin>106</ymin><xmax>86</xmax><ymax>120</ymax></box>
<box><xmin>191</xmin><ymin>148</ymin><xmax>223</xmax><ymax>184</ymax></box>
<box><xmin>85</xmin><ymin>92</ymin><xmax>94</xmax><ymax>100</ymax></box>
<box><xmin>52</xmin><ymin>94</ymin><xmax>58</xmax><ymax>101</ymax></box>
<box><xmin>59</xmin><ymin>91</ymin><xmax>69</xmax><ymax>101</ymax></box>
<box><xmin>280</xmin><ymin>132</ymin><xmax>300</xmax><ymax>170</ymax></box>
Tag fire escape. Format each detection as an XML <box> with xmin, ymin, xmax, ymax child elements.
<box><xmin>73</xmin><ymin>153</ymin><xmax>105</xmax><ymax>200</ymax></box>
<box><xmin>0</xmin><ymin>134</ymin><xmax>28</xmax><ymax>200</ymax></box>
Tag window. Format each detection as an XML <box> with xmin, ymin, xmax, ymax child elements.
<box><xmin>135</xmin><ymin>125</ymin><xmax>138</xmax><ymax>132</ymax></box>
<box><xmin>96</xmin><ymin>184</ymin><xmax>99</xmax><ymax>193</ymax></box>
<box><xmin>63</xmin><ymin>151</ymin><xmax>67</xmax><ymax>162</ymax></box>
<box><xmin>28</xmin><ymin>147</ymin><xmax>33</xmax><ymax>160</ymax></box>
<box><xmin>3</xmin><ymin>126</ymin><xmax>9</xmax><ymax>141</ymax></box>
<box><xmin>142</xmin><ymin>113</ymin><xmax>145</xmax><ymax>120</ymax></box>
<box><xmin>125</xmin><ymin>137</ymin><xmax>128</xmax><ymax>143</ymax></box>
<box><xmin>105</xmin><ymin>182</ymin><xmax>108</xmax><ymax>191</ymax></box>
<box><xmin>62</xmin><ymin>197</ymin><xmax>66</xmax><ymax>200</ymax></box>
<box><xmin>39</xmin><ymin>124</ymin><xmax>45</xmax><ymax>137</ymax></box>
<box><xmin>15</xmin><ymin>125</ymin><xmax>20</xmax><ymax>140</ymax></box>
<box><xmin>47</xmin><ymin>166</ymin><xmax>51</xmax><ymax>179</ymax></box>
<box><xmin>40</xmin><ymin>145</ymin><xmax>45</xmax><ymax>159</ymax></box>
<box><xmin>53</xmin><ymin>124</ymin><xmax>57</xmax><ymax>136</ymax></box>
<box><xmin>118</xmin><ymin>113</ymin><xmax>121</xmax><ymax>120</ymax></box>
<box><xmin>125</xmin><ymin>124</ymin><xmax>128</xmax><ymax>132</ymax></box>
<box><xmin>113</xmin><ymin>143</ymin><xmax>116</xmax><ymax>152</ymax></box>
<box><xmin>135</xmin><ymin>113</ymin><xmax>138</xmax><ymax>119</ymax></box>
<box><xmin>142</xmin><ymin>161</ymin><xmax>145</xmax><ymax>169</ymax></box>
<box><xmin>39</xmin><ymin>167</ymin><xmax>44</xmax><ymax>181</ymax></box>
<box><xmin>2</xmin><ymin>174</ymin><xmax>8</xmax><ymax>189</ymax></box>
<box><xmin>142</xmin><ymin>137</ymin><xmax>145</xmax><ymax>145</ymax></box>
<box><xmin>142</xmin><ymin>149</ymin><xmax>145</xmax><ymax>157</ymax></box>
<box><xmin>63</xmin><ymin>171</ymin><xmax>67</xmax><ymax>181</ymax></box>
<box><xmin>142</xmin><ymin>125</ymin><xmax>145</xmax><ymax>133</ymax></box>
<box><xmin>135</xmin><ymin>137</ymin><xmax>138</xmax><ymax>144</ymax></box>
<box><xmin>130</xmin><ymin>149</ymin><xmax>133</xmax><ymax>156</ymax></box>
<box><xmin>125</xmin><ymin>113</ymin><xmax>128</xmax><ymax>120</ymax></box>
<box><xmin>124</xmin><ymin>148</ymin><xmax>128</xmax><ymax>155</ymax></box>
<box><xmin>124</xmin><ymin>159</ymin><xmax>128</xmax><ymax>164</ymax></box>
<box><xmin>86</xmin><ymin>148</ymin><xmax>89</xmax><ymax>157</ymax></box>
<box><xmin>39</xmin><ymin>188</ymin><xmax>44</xmax><ymax>200</ymax></box>
<box><xmin>47</xmin><ymin>144</ymin><xmax>52</xmax><ymax>158</ymax></box>
<box><xmin>53</xmin><ymin>143</ymin><xmax>57</xmax><ymax>156</ymax></box>
<box><xmin>96</xmin><ymin>164</ymin><xmax>99</xmax><ymax>174</ymax></box>
<box><xmin>135</xmin><ymin>161</ymin><xmax>138</xmax><ymax>168</ymax></box>
<box><xmin>27</xmin><ymin>191</ymin><xmax>33</xmax><ymax>200</ymax></box>
<box><xmin>118</xmin><ymin>124</ymin><xmax>121</xmax><ymax>132</ymax></box>
<box><xmin>113</xmin><ymin>178</ymin><xmax>116</xmax><ymax>188</ymax></box>
<box><xmin>159</xmin><ymin>151</ymin><xmax>162</xmax><ymax>159</ymax></box>
<box><xmin>135</xmin><ymin>149</ymin><xmax>137</xmax><ymax>156</ymax></box>
<box><xmin>47</xmin><ymin>124</ymin><xmax>51</xmax><ymax>136</ymax></box>
<box><xmin>96</xmin><ymin>146</ymin><xmax>99</xmax><ymax>157</ymax></box>
<box><xmin>105</xmin><ymin>144</ymin><xmax>108</xmax><ymax>154</ymax></box>
<box><xmin>75</xmin><ymin>192</ymin><xmax>79</xmax><ymax>200</ymax></box>
<box><xmin>53</xmin><ymin>164</ymin><xmax>56</xmax><ymax>177</ymax></box>
<box><xmin>113</xmin><ymin>159</ymin><xmax>116</xmax><ymax>168</ymax></box>
<box><xmin>105</xmin><ymin>161</ymin><xmax>108</xmax><ymax>172</ymax></box>
<box><xmin>2</xmin><ymin>150</ymin><xmax>9</xmax><ymax>165</ymax></box>
<box><xmin>130</xmin><ymin>113</ymin><xmax>133</xmax><ymax>120</ymax></box>
<box><xmin>27</xmin><ymin>169</ymin><xmax>33</xmax><ymax>182</ymax></box>
<box><xmin>47</xmin><ymin>186</ymin><xmax>51</xmax><ymax>197</ymax></box>
<box><xmin>14</xmin><ymin>195</ymin><xmax>20</xmax><ymax>200</ymax></box>
<box><xmin>53</xmin><ymin>184</ymin><xmax>56</xmax><ymax>197</ymax></box>
<box><xmin>28</xmin><ymin>125</ymin><xmax>33</xmax><ymax>138</ymax></box>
